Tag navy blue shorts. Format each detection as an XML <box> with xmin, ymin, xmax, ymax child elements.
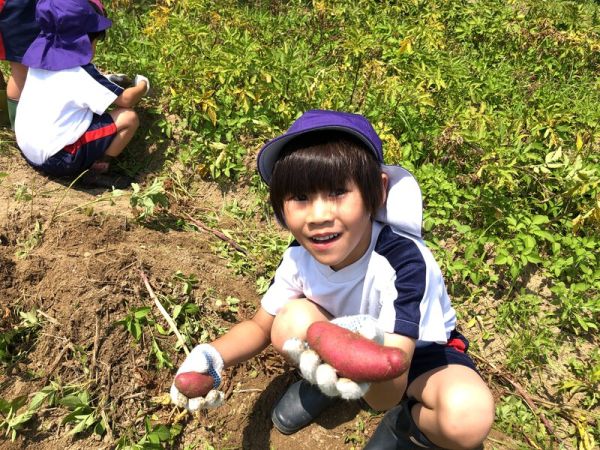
<box><xmin>0</xmin><ymin>0</ymin><xmax>40</xmax><ymax>63</ymax></box>
<box><xmin>37</xmin><ymin>113</ymin><xmax>117</xmax><ymax>177</ymax></box>
<box><xmin>406</xmin><ymin>330</ymin><xmax>479</xmax><ymax>386</ymax></box>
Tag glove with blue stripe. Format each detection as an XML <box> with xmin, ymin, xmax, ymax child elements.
<box><xmin>170</xmin><ymin>344</ymin><xmax>225</xmax><ymax>411</ymax></box>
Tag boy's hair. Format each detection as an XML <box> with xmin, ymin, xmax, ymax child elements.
<box><xmin>88</xmin><ymin>1</ymin><xmax>106</xmax><ymax>42</ymax></box>
<box><xmin>269</xmin><ymin>130</ymin><xmax>384</xmax><ymax>227</ymax></box>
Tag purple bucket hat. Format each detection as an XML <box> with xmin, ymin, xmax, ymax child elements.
<box><xmin>257</xmin><ymin>110</ymin><xmax>384</xmax><ymax>184</ymax></box>
<box><xmin>22</xmin><ymin>0</ymin><xmax>112</xmax><ymax>71</ymax></box>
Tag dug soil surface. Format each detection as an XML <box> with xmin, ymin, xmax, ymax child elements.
<box><xmin>0</xmin><ymin>150</ymin><xmax>512</xmax><ymax>449</ymax></box>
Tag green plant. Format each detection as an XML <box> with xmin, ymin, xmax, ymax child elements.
<box><xmin>15</xmin><ymin>220</ymin><xmax>43</xmax><ymax>259</ymax></box>
<box><xmin>0</xmin><ymin>310</ymin><xmax>41</xmax><ymax>365</ymax></box>
<box><xmin>0</xmin><ymin>396</ymin><xmax>35</xmax><ymax>441</ymax></box>
<box><xmin>0</xmin><ymin>381</ymin><xmax>61</xmax><ymax>441</ymax></box>
<box><xmin>344</xmin><ymin>417</ymin><xmax>367</xmax><ymax>449</ymax></box>
<box><xmin>115</xmin><ymin>306</ymin><xmax>172</xmax><ymax>368</ymax></box>
<box><xmin>115</xmin><ymin>416</ymin><xmax>183</xmax><ymax>450</ymax></box>
<box><xmin>130</xmin><ymin>178</ymin><xmax>169</xmax><ymax>220</ymax></box>
<box><xmin>59</xmin><ymin>389</ymin><xmax>106</xmax><ymax>436</ymax></box>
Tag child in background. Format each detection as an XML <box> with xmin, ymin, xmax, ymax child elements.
<box><xmin>170</xmin><ymin>110</ymin><xmax>495</xmax><ymax>449</ymax></box>
<box><xmin>15</xmin><ymin>0</ymin><xmax>149</xmax><ymax>189</ymax></box>
<box><xmin>0</xmin><ymin>0</ymin><xmax>39</xmax><ymax>128</ymax></box>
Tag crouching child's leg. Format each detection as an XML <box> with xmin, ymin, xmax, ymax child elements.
<box><xmin>366</xmin><ymin>364</ymin><xmax>494</xmax><ymax>450</ymax></box>
<box><xmin>270</xmin><ymin>299</ymin><xmax>339</xmax><ymax>434</ymax></box>
<box><xmin>80</xmin><ymin>108</ymin><xmax>139</xmax><ymax>188</ymax></box>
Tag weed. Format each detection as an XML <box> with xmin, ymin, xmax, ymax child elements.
<box><xmin>115</xmin><ymin>416</ymin><xmax>183</xmax><ymax>449</ymax></box>
<box><xmin>60</xmin><ymin>389</ymin><xmax>107</xmax><ymax>436</ymax></box>
<box><xmin>15</xmin><ymin>220</ymin><xmax>43</xmax><ymax>259</ymax></box>
<box><xmin>130</xmin><ymin>178</ymin><xmax>170</xmax><ymax>220</ymax></box>
<box><xmin>0</xmin><ymin>310</ymin><xmax>41</xmax><ymax>366</ymax></box>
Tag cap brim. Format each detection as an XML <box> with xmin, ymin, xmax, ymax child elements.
<box><xmin>257</xmin><ymin>125</ymin><xmax>379</xmax><ymax>185</ymax></box>
<box><xmin>22</xmin><ymin>34</ymin><xmax>94</xmax><ymax>70</ymax></box>
<box><xmin>90</xmin><ymin>15</ymin><xmax>112</xmax><ymax>33</ymax></box>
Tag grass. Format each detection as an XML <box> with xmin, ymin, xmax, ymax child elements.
<box><xmin>1</xmin><ymin>0</ymin><xmax>599</xmax><ymax>448</ymax></box>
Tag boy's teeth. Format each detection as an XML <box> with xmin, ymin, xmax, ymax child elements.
<box><xmin>313</xmin><ymin>234</ymin><xmax>338</xmax><ymax>241</ymax></box>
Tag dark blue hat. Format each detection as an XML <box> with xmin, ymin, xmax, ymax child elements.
<box><xmin>22</xmin><ymin>0</ymin><xmax>112</xmax><ymax>71</ymax></box>
<box><xmin>257</xmin><ymin>110</ymin><xmax>383</xmax><ymax>184</ymax></box>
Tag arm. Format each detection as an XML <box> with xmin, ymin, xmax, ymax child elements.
<box><xmin>113</xmin><ymin>82</ymin><xmax>147</xmax><ymax>108</ymax></box>
<box><xmin>211</xmin><ymin>307</ymin><xmax>275</xmax><ymax>367</ymax></box>
<box><xmin>362</xmin><ymin>332</ymin><xmax>416</xmax><ymax>411</ymax></box>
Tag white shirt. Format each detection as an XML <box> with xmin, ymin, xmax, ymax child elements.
<box><xmin>15</xmin><ymin>64</ymin><xmax>122</xmax><ymax>165</ymax></box>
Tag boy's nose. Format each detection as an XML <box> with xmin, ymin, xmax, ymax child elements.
<box><xmin>308</xmin><ymin>197</ymin><xmax>334</xmax><ymax>223</ymax></box>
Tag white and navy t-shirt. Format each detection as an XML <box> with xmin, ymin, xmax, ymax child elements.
<box><xmin>15</xmin><ymin>64</ymin><xmax>123</xmax><ymax>165</ymax></box>
<box><xmin>261</xmin><ymin>165</ymin><xmax>457</xmax><ymax>346</ymax></box>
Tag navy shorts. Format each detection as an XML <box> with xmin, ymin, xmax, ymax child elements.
<box><xmin>406</xmin><ymin>330</ymin><xmax>479</xmax><ymax>386</ymax></box>
<box><xmin>37</xmin><ymin>113</ymin><xmax>117</xmax><ymax>177</ymax></box>
<box><xmin>0</xmin><ymin>0</ymin><xmax>40</xmax><ymax>63</ymax></box>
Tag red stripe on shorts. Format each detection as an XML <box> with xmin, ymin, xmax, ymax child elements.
<box><xmin>447</xmin><ymin>337</ymin><xmax>466</xmax><ymax>353</ymax></box>
<box><xmin>63</xmin><ymin>122</ymin><xmax>117</xmax><ymax>155</ymax></box>
<box><xmin>0</xmin><ymin>34</ymin><xmax>5</xmax><ymax>60</ymax></box>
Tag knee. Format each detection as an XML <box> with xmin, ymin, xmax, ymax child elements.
<box><xmin>437</xmin><ymin>385</ymin><xmax>495</xmax><ymax>449</ymax></box>
<box><xmin>115</xmin><ymin>108</ymin><xmax>139</xmax><ymax>131</ymax></box>
<box><xmin>270</xmin><ymin>300</ymin><xmax>317</xmax><ymax>352</ymax></box>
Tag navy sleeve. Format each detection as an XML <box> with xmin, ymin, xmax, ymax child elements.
<box><xmin>81</xmin><ymin>63</ymin><xmax>124</xmax><ymax>96</ymax></box>
<box><xmin>374</xmin><ymin>226</ymin><xmax>427</xmax><ymax>338</ymax></box>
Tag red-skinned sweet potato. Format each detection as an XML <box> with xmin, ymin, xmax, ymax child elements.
<box><xmin>174</xmin><ymin>372</ymin><xmax>214</xmax><ymax>398</ymax></box>
<box><xmin>306</xmin><ymin>321</ymin><xmax>408</xmax><ymax>382</ymax></box>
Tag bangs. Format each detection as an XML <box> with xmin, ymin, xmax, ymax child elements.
<box><xmin>276</xmin><ymin>147</ymin><xmax>355</xmax><ymax>198</ymax></box>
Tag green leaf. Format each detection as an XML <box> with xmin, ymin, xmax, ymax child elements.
<box><xmin>134</xmin><ymin>307</ymin><xmax>151</xmax><ymax>319</ymax></box>
<box><xmin>531</xmin><ymin>215</ymin><xmax>550</xmax><ymax>225</ymax></box>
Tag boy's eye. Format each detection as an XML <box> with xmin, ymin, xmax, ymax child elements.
<box><xmin>289</xmin><ymin>193</ymin><xmax>308</xmax><ymax>201</ymax></box>
<box><xmin>331</xmin><ymin>188</ymin><xmax>347</xmax><ymax>197</ymax></box>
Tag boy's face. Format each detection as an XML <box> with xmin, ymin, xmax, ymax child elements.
<box><xmin>283</xmin><ymin>180</ymin><xmax>373</xmax><ymax>271</ymax></box>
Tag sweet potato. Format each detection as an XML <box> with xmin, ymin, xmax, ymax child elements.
<box><xmin>306</xmin><ymin>321</ymin><xmax>408</xmax><ymax>382</ymax></box>
<box><xmin>174</xmin><ymin>372</ymin><xmax>214</xmax><ymax>398</ymax></box>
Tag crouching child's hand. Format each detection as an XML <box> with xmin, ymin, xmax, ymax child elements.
<box><xmin>133</xmin><ymin>75</ymin><xmax>151</xmax><ymax>96</ymax></box>
<box><xmin>170</xmin><ymin>344</ymin><xmax>225</xmax><ymax>411</ymax></box>
<box><xmin>282</xmin><ymin>315</ymin><xmax>386</xmax><ymax>400</ymax></box>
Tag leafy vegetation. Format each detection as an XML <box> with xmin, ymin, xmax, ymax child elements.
<box><xmin>1</xmin><ymin>0</ymin><xmax>598</xmax><ymax>448</ymax></box>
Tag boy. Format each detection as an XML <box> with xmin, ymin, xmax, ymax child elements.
<box><xmin>170</xmin><ymin>110</ymin><xmax>495</xmax><ymax>449</ymax></box>
<box><xmin>15</xmin><ymin>0</ymin><xmax>149</xmax><ymax>189</ymax></box>
<box><xmin>0</xmin><ymin>0</ymin><xmax>39</xmax><ymax>128</ymax></box>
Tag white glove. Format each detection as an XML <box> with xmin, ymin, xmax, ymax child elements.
<box><xmin>106</xmin><ymin>73</ymin><xmax>133</xmax><ymax>88</ymax></box>
<box><xmin>282</xmin><ymin>315</ymin><xmax>384</xmax><ymax>400</ymax></box>
<box><xmin>133</xmin><ymin>74</ymin><xmax>150</xmax><ymax>95</ymax></box>
<box><xmin>331</xmin><ymin>315</ymin><xmax>385</xmax><ymax>344</ymax></box>
<box><xmin>170</xmin><ymin>344</ymin><xmax>225</xmax><ymax>411</ymax></box>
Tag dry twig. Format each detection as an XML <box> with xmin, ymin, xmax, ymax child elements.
<box><xmin>184</xmin><ymin>212</ymin><xmax>247</xmax><ymax>255</ymax></box>
<box><xmin>472</xmin><ymin>353</ymin><xmax>559</xmax><ymax>444</ymax></box>
<box><xmin>140</xmin><ymin>270</ymin><xmax>190</xmax><ymax>355</ymax></box>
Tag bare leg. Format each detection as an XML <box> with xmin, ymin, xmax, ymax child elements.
<box><xmin>270</xmin><ymin>298</ymin><xmax>331</xmax><ymax>354</ymax></box>
<box><xmin>407</xmin><ymin>365</ymin><xmax>495</xmax><ymax>450</ymax></box>
<box><xmin>90</xmin><ymin>107</ymin><xmax>139</xmax><ymax>172</ymax></box>
<box><xmin>105</xmin><ymin>107</ymin><xmax>139</xmax><ymax>157</ymax></box>
<box><xmin>7</xmin><ymin>62</ymin><xmax>28</xmax><ymax>100</ymax></box>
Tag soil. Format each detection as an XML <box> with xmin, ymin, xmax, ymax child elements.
<box><xmin>0</xmin><ymin>147</ymin><xmax>514</xmax><ymax>449</ymax></box>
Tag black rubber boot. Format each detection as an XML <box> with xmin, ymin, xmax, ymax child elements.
<box><xmin>364</xmin><ymin>400</ymin><xmax>485</xmax><ymax>450</ymax></box>
<box><xmin>271</xmin><ymin>379</ymin><xmax>338</xmax><ymax>435</ymax></box>
<box><xmin>364</xmin><ymin>400</ymin><xmax>441</xmax><ymax>450</ymax></box>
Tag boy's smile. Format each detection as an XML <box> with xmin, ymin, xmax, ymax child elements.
<box><xmin>283</xmin><ymin>181</ymin><xmax>373</xmax><ymax>271</ymax></box>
